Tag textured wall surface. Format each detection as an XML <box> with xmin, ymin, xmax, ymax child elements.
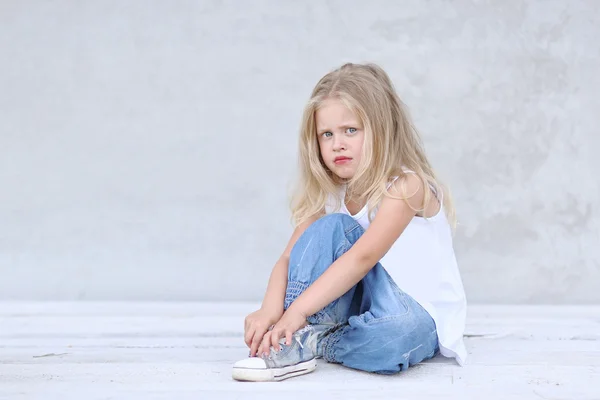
<box><xmin>1</xmin><ymin>1</ymin><xmax>599</xmax><ymax>303</ymax></box>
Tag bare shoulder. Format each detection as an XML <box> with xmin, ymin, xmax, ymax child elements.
<box><xmin>387</xmin><ymin>173</ymin><xmax>426</xmax><ymax>209</ymax></box>
<box><xmin>386</xmin><ymin>173</ymin><xmax>440</xmax><ymax>218</ymax></box>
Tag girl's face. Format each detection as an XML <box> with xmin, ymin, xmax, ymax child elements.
<box><xmin>315</xmin><ymin>98</ymin><xmax>365</xmax><ymax>180</ymax></box>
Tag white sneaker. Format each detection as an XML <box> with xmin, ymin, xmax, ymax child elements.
<box><xmin>232</xmin><ymin>325</ymin><xmax>324</xmax><ymax>382</ymax></box>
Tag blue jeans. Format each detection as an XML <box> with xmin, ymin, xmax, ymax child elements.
<box><xmin>284</xmin><ymin>213</ymin><xmax>439</xmax><ymax>374</ymax></box>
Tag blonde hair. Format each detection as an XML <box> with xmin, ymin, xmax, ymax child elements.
<box><xmin>290</xmin><ymin>63</ymin><xmax>455</xmax><ymax>227</ymax></box>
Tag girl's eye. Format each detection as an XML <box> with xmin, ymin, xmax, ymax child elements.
<box><xmin>346</xmin><ymin>127</ymin><xmax>357</xmax><ymax>134</ymax></box>
<box><xmin>322</xmin><ymin>132</ymin><xmax>333</xmax><ymax>138</ymax></box>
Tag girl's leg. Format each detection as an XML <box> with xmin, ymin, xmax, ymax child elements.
<box><xmin>285</xmin><ymin>213</ymin><xmax>439</xmax><ymax>374</ymax></box>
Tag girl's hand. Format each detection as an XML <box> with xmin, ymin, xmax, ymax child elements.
<box><xmin>244</xmin><ymin>307</ymin><xmax>283</xmax><ymax>357</ymax></box>
<box><xmin>260</xmin><ymin>307</ymin><xmax>307</xmax><ymax>356</ymax></box>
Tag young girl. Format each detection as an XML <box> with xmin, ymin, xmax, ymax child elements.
<box><xmin>232</xmin><ymin>63</ymin><xmax>467</xmax><ymax>382</ymax></box>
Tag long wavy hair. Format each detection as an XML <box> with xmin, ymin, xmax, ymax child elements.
<box><xmin>290</xmin><ymin>63</ymin><xmax>455</xmax><ymax>227</ymax></box>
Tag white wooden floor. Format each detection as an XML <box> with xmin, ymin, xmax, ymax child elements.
<box><xmin>1</xmin><ymin>302</ymin><xmax>599</xmax><ymax>399</ymax></box>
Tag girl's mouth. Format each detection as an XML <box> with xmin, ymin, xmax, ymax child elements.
<box><xmin>334</xmin><ymin>157</ymin><xmax>352</xmax><ymax>165</ymax></box>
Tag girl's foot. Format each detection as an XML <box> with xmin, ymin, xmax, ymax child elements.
<box><xmin>232</xmin><ymin>325</ymin><xmax>324</xmax><ymax>382</ymax></box>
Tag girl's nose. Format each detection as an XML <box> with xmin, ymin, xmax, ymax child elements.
<box><xmin>333</xmin><ymin>134</ymin><xmax>346</xmax><ymax>151</ymax></box>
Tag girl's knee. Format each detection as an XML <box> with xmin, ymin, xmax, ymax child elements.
<box><xmin>318</xmin><ymin>212</ymin><xmax>356</xmax><ymax>224</ymax></box>
<box><xmin>308</xmin><ymin>213</ymin><xmax>359</xmax><ymax>235</ymax></box>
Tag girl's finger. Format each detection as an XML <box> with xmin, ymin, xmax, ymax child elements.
<box><xmin>244</xmin><ymin>325</ymin><xmax>254</xmax><ymax>348</ymax></box>
<box><xmin>258</xmin><ymin>331</ymin><xmax>267</xmax><ymax>356</ymax></box>
<box><xmin>271</xmin><ymin>328</ymin><xmax>282</xmax><ymax>352</ymax></box>
<box><xmin>250</xmin><ymin>328</ymin><xmax>266</xmax><ymax>356</ymax></box>
<box><xmin>260</xmin><ymin>331</ymin><xmax>272</xmax><ymax>356</ymax></box>
<box><xmin>285</xmin><ymin>330</ymin><xmax>293</xmax><ymax>347</ymax></box>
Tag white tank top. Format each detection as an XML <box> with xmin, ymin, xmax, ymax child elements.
<box><xmin>325</xmin><ymin>174</ymin><xmax>468</xmax><ymax>365</ymax></box>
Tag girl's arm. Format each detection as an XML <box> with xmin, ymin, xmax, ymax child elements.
<box><xmin>287</xmin><ymin>175</ymin><xmax>426</xmax><ymax>321</ymax></box>
<box><xmin>245</xmin><ymin>211</ymin><xmax>323</xmax><ymax>355</ymax></box>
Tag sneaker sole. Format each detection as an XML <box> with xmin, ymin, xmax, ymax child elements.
<box><xmin>232</xmin><ymin>358</ymin><xmax>317</xmax><ymax>382</ymax></box>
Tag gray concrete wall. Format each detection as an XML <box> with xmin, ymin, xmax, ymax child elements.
<box><xmin>1</xmin><ymin>1</ymin><xmax>598</xmax><ymax>303</ymax></box>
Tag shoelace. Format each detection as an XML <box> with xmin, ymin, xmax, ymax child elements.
<box><xmin>264</xmin><ymin>335</ymin><xmax>304</xmax><ymax>361</ymax></box>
